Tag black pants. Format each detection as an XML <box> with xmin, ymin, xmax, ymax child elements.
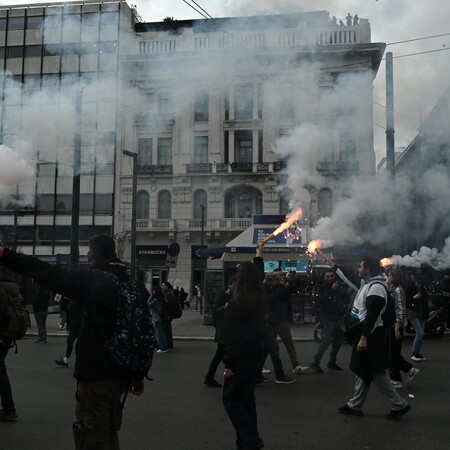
<box><xmin>66</xmin><ymin>326</ymin><xmax>80</xmax><ymax>359</ymax></box>
<box><xmin>389</xmin><ymin>328</ymin><xmax>413</xmax><ymax>382</ymax></box>
<box><xmin>163</xmin><ymin>320</ymin><xmax>173</xmax><ymax>349</ymax></box>
<box><xmin>223</xmin><ymin>358</ymin><xmax>263</xmax><ymax>450</ymax></box>
<box><xmin>206</xmin><ymin>343</ymin><xmax>224</xmax><ymax>378</ymax></box>
<box><xmin>0</xmin><ymin>344</ymin><xmax>15</xmax><ymax>412</ymax></box>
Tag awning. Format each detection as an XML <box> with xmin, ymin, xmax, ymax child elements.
<box><xmin>197</xmin><ymin>222</ymin><xmax>309</xmax><ymax>262</ymax></box>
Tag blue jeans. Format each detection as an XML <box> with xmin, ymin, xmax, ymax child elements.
<box><xmin>153</xmin><ymin>321</ymin><xmax>168</xmax><ymax>351</ymax></box>
<box><xmin>0</xmin><ymin>344</ymin><xmax>15</xmax><ymax>412</ymax></box>
<box><xmin>263</xmin><ymin>324</ymin><xmax>284</xmax><ymax>379</ymax></box>
<box><xmin>409</xmin><ymin>317</ymin><xmax>424</xmax><ymax>354</ymax></box>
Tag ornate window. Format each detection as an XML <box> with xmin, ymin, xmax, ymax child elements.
<box><xmin>137</xmin><ymin>191</ymin><xmax>149</xmax><ymax>219</ymax></box>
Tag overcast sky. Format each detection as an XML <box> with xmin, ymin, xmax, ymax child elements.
<box><xmin>1</xmin><ymin>0</ymin><xmax>449</xmax><ymax>163</ymax></box>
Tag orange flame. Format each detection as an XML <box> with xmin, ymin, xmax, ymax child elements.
<box><xmin>380</xmin><ymin>257</ymin><xmax>393</xmax><ymax>267</ymax></box>
<box><xmin>308</xmin><ymin>239</ymin><xmax>325</xmax><ymax>253</ymax></box>
<box><xmin>272</xmin><ymin>209</ymin><xmax>302</xmax><ymax>236</ymax></box>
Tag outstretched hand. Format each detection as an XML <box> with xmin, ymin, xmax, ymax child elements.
<box><xmin>130</xmin><ymin>379</ymin><xmax>144</xmax><ymax>396</ymax></box>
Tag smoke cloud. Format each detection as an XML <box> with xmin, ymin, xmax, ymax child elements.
<box><xmin>0</xmin><ymin>144</ymin><xmax>35</xmax><ymax>186</ymax></box>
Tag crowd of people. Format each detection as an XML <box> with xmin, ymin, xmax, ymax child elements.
<box><xmin>1</xmin><ymin>234</ymin><xmax>450</xmax><ymax>449</ymax></box>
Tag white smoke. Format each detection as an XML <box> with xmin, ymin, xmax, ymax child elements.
<box><xmin>0</xmin><ymin>145</ymin><xmax>35</xmax><ymax>186</ymax></box>
<box><xmin>390</xmin><ymin>236</ymin><xmax>450</xmax><ymax>270</ymax></box>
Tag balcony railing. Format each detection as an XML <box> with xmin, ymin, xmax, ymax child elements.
<box><xmin>134</xmin><ymin>113</ymin><xmax>175</xmax><ymax>126</ymax></box>
<box><xmin>131</xmin><ymin>218</ymin><xmax>252</xmax><ymax>232</ymax></box>
<box><xmin>316</xmin><ymin>160</ymin><xmax>359</xmax><ymax>171</ymax></box>
<box><xmin>137</xmin><ymin>165</ymin><xmax>173</xmax><ymax>174</ymax></box>
<box><xmin>186</xmin><ymin>163</ymin><xmax>212</xmax><ymax>173</ymax></box>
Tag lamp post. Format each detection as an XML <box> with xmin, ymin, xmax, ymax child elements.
<box><xmin>70</xmin><ymin>88</ymin><xmax>83</xmax><ymax>269</ymax></box>
<box><xmin>123</xmin><ymin>150</ymin><xmax>138</xmax><ymax>279</ymax></box>
<box><xmin>200</xmin><ymin>204</ymin><xmax>205</xmax><ymax>315</ymax></box>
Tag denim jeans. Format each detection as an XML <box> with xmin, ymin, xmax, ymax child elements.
<box><xmin>313</xmin><ymin>319</ymin><xmax>342</xmax><ymax>366</ymax></box>
<box><xmin>409</xmin><ymin>317</ymin><xmax>424</xmax><ymax>354</ymax></box>
<box><xmin>153</xmin><ymin>321</ymin><xmax>168</xmax><ymax>351</ymax></box>
<box><xmin>389</xmin><ymin>328</ymin><xmax>413</xmax><ymax>382</ymax></box>
<box><xmin>263</xmin><ymin>324</ymin><xmax>284</xmax><ymax>379</ymax></box>
<box><xmin>34</xmin><ymin>311</ymin><xmax>48</xmax><ymax>341</ymax></box>
<box><xmin>0</xmin><ymin>344</ymin><xmax>15</xmax><ymax>412</ymax></box>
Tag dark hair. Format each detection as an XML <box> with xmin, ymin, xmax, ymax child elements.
<box><xmin>228</xmin><ymin>275</ymin><xmax>237</xmax><ymax>285</ymax></box>
<box><xmin>361</xmin><ymin>257</ymin><xmax>382</xmax><ymax>277</ymax></box>
<box><xmin>233</xmin><ymin>261</ymin><xmax>267</xmax><ymax>319</ymax></box>
<box><xmin>386</xmin><ymin>267</ymin><xmax>405</xmax><ymax>290</ymax></box>
<box><xmin>153</xmin><ymin>285</ymin><xmax>164</xmax><ymax>300</ymax></box>
<box><xmin>88</xmin><ymin>234</ymin><xmax>116</xmax><ymax>263</ymax></box>
<box><xmin>162</xmin><ymin>281</ymin><xmax>173</xmax><ymax>290</ymax></box>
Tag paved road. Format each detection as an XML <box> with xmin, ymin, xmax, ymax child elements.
<box><xmin>2</xmin><ymin>333</ymin><xmax>450</xmax><ymax>450</ymax></box>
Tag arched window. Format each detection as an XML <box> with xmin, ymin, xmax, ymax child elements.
<box><xmin>225</xmin><ymin>193</ymin><xmax>235</xmax><ymax>218</ymax></box>
<box><xmin>158</xmin><ymin>191</ymin><xmax>171</xmax><ymax>219</ymax></box>
<box><xmin>193</xmin><ymin>190</ymin><xmax>207</xmax><ymax>218</ymax></box>
<box><xmin>136</xmin><ymin>191</ymin><xmax>149</xmax><ymax>219</ymax></box>
<box><xmin>224</xmin><ymin>187</ymin><xmax>262</xmax><ymax>218</ymax></box>
<box><xmin>318</xmin><ymin>188</ymin><xmax>333</xmax><ymax>218</ymax></box>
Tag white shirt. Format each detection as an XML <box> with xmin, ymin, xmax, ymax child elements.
<box><xmin>351</xmin><ymin>277</ymin><xmax>388</xmax><ymax>333</ymax></box>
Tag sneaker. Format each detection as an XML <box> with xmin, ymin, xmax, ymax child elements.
<box><xmin>256</xmin><ymin>375</ymin><xmax>272</xmax><ymax>384</ymax></box>
<box><xmin>0</xmin><ymin>409</ymin><xmax>18</xmax><ymax>421</ymax></box>
<box><xmin>310</xmin><ymin>362</ymin><xmax>324</xmax><ymax>374</ymax></box>
<box><xmin>262</xmin><ymin>367</ymin><xmax>271</xmax><ymax>374</ymax></box>
<box><xmin>293</xmin><ymin>365</ymin><xmax>312</xmax><ymax>374</ymax></box>
<box><xmin>391</xmin><ymin>380</ymin><xmax>403</xmax><ymax>389</ymax></box>
<box><xmin>275</xmin><ymin>375</ymin><xmax>296</xmax><ymax>384</ymax></box>
<box><xmin>386</xmin><ymin>403</ymin><xmax>411</xmax><ymax>420</ymax></box>
<box><xmin>55</xmin><ymin>357</ymin><xmax>69</xmax><ymax>368</ymax></box>
<box><xmin>411</xmin><ymin>352</ymin><xmax>426</xmax><ymax>362</ymax></box>
<box><xmin>204</xmin><ymin>375</ymin><xmax>222</xmax><ymax>388</ymax></box>
<box><xmin>327</xmin><ymin>363</ymin><xmax>343</xmax><ymax>371</ymax></box>
<box><xmin>338</xmin><ymin>404</ymin><xmax>363</xmax><ymax>416</ymax></box>
<box><xmin>406</xmin><ymin>367</ymin><xmax>419</xmax><ymax>384</ymax></box>
<box><xmin>156</xmin><ymin>349</ymin><xmax>168</xmax><ymax>353</ymax></box>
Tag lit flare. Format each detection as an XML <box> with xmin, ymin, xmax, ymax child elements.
<box><xmin>307</xmin><ymin>239</ymin><xmax>327</xmax><ymax>257</ymax></box>
<box><xmin>380</xmin><ymin>257</ymin><xmax>393</xmax><ymax>267</ymax></box>
<box><xmin>256</xmin><ymin>209</ymin><xmax>302</xmax><ymax>247</ymax></box>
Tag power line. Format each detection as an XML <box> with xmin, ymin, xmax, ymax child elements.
<box><xmin>373</xmin><ymin>101</ymin><xmax>386</xmax><ymax>109</ymax></box>
<box><xmin>387</xmin><ymin>32</ymin><xmax>450</xmax><ymax>46</ymax></box>
<box><xmin>181</xmin><ymin>0</ymin><xmax>209</xmax><ymax>20</ymax></box>
<box><xmin>189</xmin><ymin>0</ymin><xmax>214</xmax><ymax>19</ymax></box>
<box><xmin>393</xmin><ymin>46</ymin><xmax>450</xmax><ymax>59</ymax></box>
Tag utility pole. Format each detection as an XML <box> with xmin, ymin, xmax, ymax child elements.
<box><xmin>200</xmin><ymin>204</ymin><xmax>205</xmax><ymax>315</ymax></box>
<box><xmin>123</xmin><ymin>150</ymin><xmax>138</xmax><ymax>279</ymax></box>
<box><xmin>70</xmin><ymin>88</ymin><xmax>82</xmax><ymax>269</ymax></box>
<box><xmin>385</xmin><ymin>52</ymin><xmax>395</xmax><ymax>180</ymax></box>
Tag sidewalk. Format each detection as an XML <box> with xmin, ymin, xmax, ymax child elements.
<box><xmin>27</xmin><ymin>307</ymin><xmax>318</xmax><ymax>341</ymax></box>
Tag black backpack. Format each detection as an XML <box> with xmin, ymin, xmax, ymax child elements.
<box><xmin>0</xmin><ymin>286</ymin><xmax>30</xmax><ymax>352</ymax></box>
<box><xmin>370</xmin><ymin>281</ymin><xmax>396</xmax><ymax>329</ymax></box>
<box><xmin>104</xmin><ymin>273</ymin><xmax>155</xmax><ymax>379</ymax></box>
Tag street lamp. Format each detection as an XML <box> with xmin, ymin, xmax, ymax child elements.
<box><xmin>200</xmin><ymin>204</ymin><xmax>205</xmax><ymax>315</ymax></box>
<box><xmin>123</xmin><ymin>149</ymin><xmax>138</xmax><ymax>279</ymax></box>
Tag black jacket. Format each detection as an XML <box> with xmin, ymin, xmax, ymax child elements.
<box><xmin>316</xmin><ymin>283</ymin><xmax>347</xmax><ymax>322</ymax></box>
<box><xmin>212</xmin><ymin>290</ymin><xmax>231</xmax><ymax>343</ymax></box>
<box><xmin>222</xmin><ymin>299</ymin><xmax>264</xmax><ymax>369</ymax></box>
<box><xmin>1</xmin><ymin>248</ymin><xmax>129</xmax><ymax>380</ymax></box>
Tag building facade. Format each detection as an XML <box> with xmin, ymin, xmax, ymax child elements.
<box><xmin>0</xmin><ymin>1</ymin><xmax>385</xmax><ymax>296</ymax></box>
<box><xmin>118</xmin><ymin>12</ymin><xmax>385</xmax><ymax>290</ymax></box>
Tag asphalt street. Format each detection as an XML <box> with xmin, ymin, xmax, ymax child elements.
<box><xmin>2</xmin><ymin>327</ymin><xmax>450</xmax><ymax>450</ymax></box>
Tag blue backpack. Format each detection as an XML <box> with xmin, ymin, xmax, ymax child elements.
<box><xmin>104</xmin><ymin>273</ymin><xmax>155</xmax><ymax>379</ymax></box>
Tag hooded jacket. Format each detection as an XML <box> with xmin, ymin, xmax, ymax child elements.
<box><xmin>1</xmin><ymin>248</ymin><xmax>130</xmax><ymax>380</ymax></box>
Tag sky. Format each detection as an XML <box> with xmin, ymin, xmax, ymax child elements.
<box><xmin>0</xmin><ymin>0</ymin><xmax>449</xmax><ymax>161</ymax></box>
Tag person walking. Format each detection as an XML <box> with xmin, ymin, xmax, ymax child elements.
<box><xmin>310</xmin><ymin>270</ymin><xmax>348</xmax><ymax>373</ymax></box>
<box><xmin>0</xmin><ymin>234</ymin><xmax>147</xmax><ymax>448</ymax></box>
<box><xmin>222</xmin><ymin>261</ymin><xmax>266</xmax><ymax>450</ymax></box>
<box><xmin>338</xmin><ymin>257</ymin><xmax>410</xmax><ymax>419</ymax></box>
<box><xmin>204</xmin><ymin>275</ymin><xmax>237</xmax><ymax>388</ymax></box>
<box><xmin>55</xmin><ymin>298</ymin><xmax>81</xmax><ymax>367</ymax></box>
<box><xmin>148</xmin><ymin>286</ymin><xmax>168</xmax><ymax>353</ymax></box>
<box><xmin>406</xmin><ymin>274</ymin><xmax>429</xmax><ymax>361</ymax></box>
<box><xmin>194</xmin><ymin>283</ymin><xmax>202</xmax><ymax>313</ymax></box>
<box><xmin>0</xmin><ymin>270</ymin><xmax>21</xmax><ymax>421</ymax></box>
<box><xmin>33</xmin><ymin>285</ymin><xmax>49</xmax><ymax>344</ymax></box>
<box><xmin>161</xmin><ymin>281</ymin><xmax>177</xmax><ymax>349</ymax></box>
<box><xmin>385</xmin><ymin>268</ymin><xmax>419</xmax><ymax>388</ymax></box>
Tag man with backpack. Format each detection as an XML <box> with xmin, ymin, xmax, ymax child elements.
<box><xmin>337</xmin><ymin>257</ymin><xmax>411</xmax><ymax>419</ymax></box>
<box><xmin>0</xmin><ymin>268</ymin><xmax>23</xmax><ymax>421</ymax></box>
<box><xmin>0</xmin><ymin>234</ymin><xmax>154</xmax><ymax>448</ymax></box>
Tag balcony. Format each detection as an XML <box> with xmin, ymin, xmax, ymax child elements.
<box><xmin>316</xmin><ymin>160</ymin><xmax>359</xmax><ymax>172</ymax></box>
<box><xmin>137</xmin><ymin>165</ymin><xmax>173</xmax><ymax>174</ymax></box>
<box><xmin>134</xmin><ymin>113</ymin><xmax>175</xmax><ymax>127</ymax></box>
<box><xmin>131</xmin><ymin>218</ymin><xmax>252</xmax><ymax>233</ymax></box>
<box><xmin>186</xmin><ymin>163</ymin><xmax>212</xmax><ymax>173</ymax></box>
